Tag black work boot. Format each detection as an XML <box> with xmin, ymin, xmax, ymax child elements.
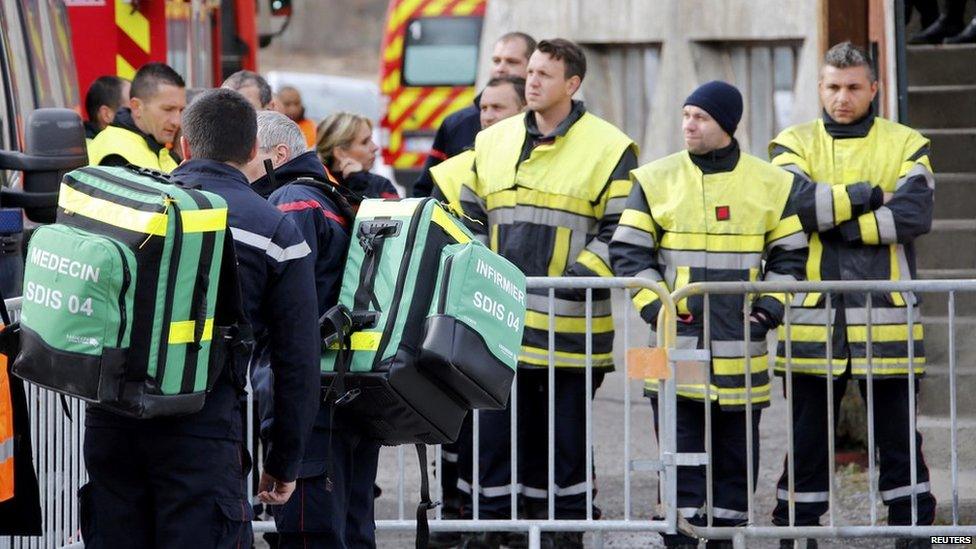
<box><xmin>909</xmin><ymin>15</ymin><xmax>965</xmax><ymax>44</ymax></box>
<box><xmin>945</xmin><ymin>17</ymin><xmax>976</xmax><ymax>44</ymax></box>
<box><xmin>428</xmin><ymin>500</ymin><xmax>465</xmax><ymax>548</ymax></box>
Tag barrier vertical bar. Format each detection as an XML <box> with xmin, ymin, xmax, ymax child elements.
<box><xmin>397</xmin><ymin>445</ymin><xmax>405</xmax><ymax>521</ymax></box>
<box><xmin>907</xmin><ymin>296</ymin><xmax>918</xmax><ymax>526</ymax></box>
<box><xmin>585</xmin><ymin>288</ymin><xmax>593</xmax><ymax>521</ymax></box>
<box><xmin>46</xmin><ymin>392</ymin><xmax>54</xmax><ymax>549</ymax></box>
<box><xmin>434</xmin><ymin>445</ymin><xmax>443</xmax><ymax>521</ymax></box>
<box><xmin>473</xmin><ymin>410</ymin><xmax>480</xmax><ymax>520</ymax></box>
<box><xmin>825</xmin><ymin>293</ymin><xmax>835</xmax><ymax>528</ymax></box>
<box><xmin>866</xmin><ymin>293</ymin><xmax>877</xmax><ymax>526</ymax></box>
<box><xmin>245</xmin><ymin>368</ymin><xmax>254</xmax><ymax>506</ymax></box>
<box><xmin>548</xmin><ymin>288</ymin><xmax>556</xmax><ymax>520</ymax></box>
<box><xmin>511</xmin><ymin>366</ymin><xmax>519</xmax><ymax>520</ymax></box>
<box><xmin>785</xmin><ymin>300</ymin><xmax>796</xmax><ymax>528</ymax></box>
<box><xmin>704</xmin><ymin>294</ymin><xmax>714</xmax><ymax>526</ymax></box>
<box><xmin>623</xmin><ymin>289</ymin><xmax>632</xmax><ymax>521</ymax></box>
<box><xmin>742</xmin><ymin>300</ymin><xmax>754</xmax><ymax>526</ymax></box>
<box><xmin>949</xmin><ymin>290</ymin><xmax>959</xmax><ymax>525</ymax></box>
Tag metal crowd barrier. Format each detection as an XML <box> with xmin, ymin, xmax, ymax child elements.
<box><xmin>249</xmin><ymin>276</ymin><xmax>683</xmax><ymax>546</ymax></box>
<box><xmin>671</xmin><ymin>279</ymin><xmax>976</xmax><ymax>547</ymax></box>
<box><xmin>7</xmin><ymin>278</ymin><xmax>976</xmax><ymax>548</ymax></box>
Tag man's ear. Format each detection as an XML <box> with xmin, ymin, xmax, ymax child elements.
<box><xmin>97</xmin><ymin>105</ymin><xmax>115</xmax><ymax>127</ymax></box>
<box><xmin>179</xmin><ymin>135</ymin><xmax>192</xmax><ymax>163</ymax></box>
<box><xmin>565</xmin><ymin>75</ymin><xmax>582</xmax><ymax>97</ymax></box>
<box><xmin>129</xmin><ymin>96</ymin><xmax>142</xmax><ymax>115</ymax></box>
<box><xmin>275</xmin><ymin>143</ymin><xmax>290</xmax><ymax>166</ymax></box>
<box><xmin>247</xmin><ymin>142</ymin><xmax>258</xmax><ymax>163</ymax></box>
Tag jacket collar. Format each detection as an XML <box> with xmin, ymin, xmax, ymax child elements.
<box><xmin>172</xmin><ymin>159</ymin><xmax>251</xmax><ymax>189</ymax></box>
<box><xmin>525</xmin><ymin>100</ymin><xmax>587</xmax><ymax>141</ymax></box>
<box><xmin>689</xmin><ymin>139</ymin><xmax>741</xmax><ymax>175</ymax></box>
<box><xmin>251</xmin><ymin>151</ymin><xmax>330</xmax><ymax>199</ymax></box>
<box><xmin>110</xmin><ymin>108</ymin><xmax>166</xmax><ymax>154</ymax></box>
<box><xmin>822</xmin><ymin>105</ymin><xmax>876</xmax><ymax>139</ymax></box>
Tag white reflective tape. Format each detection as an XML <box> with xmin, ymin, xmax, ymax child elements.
<box><xmin>635</xmin><ymin>267</ymin><xmax>664</xmax><ymax>283</ymax></box>
<box><xmin>711</xmin><ymin>340</ymin><xmax>768</xmax><ymax>358</ymax></box>
<box><xmin>768</xmin><ymin>231</ymin><xmax>808</xmax><ymax>252</ymax></box>
<box><xmin>521</xmin><ymin>480</ymin><xmax>589</xmax><ymax>498</ymax></box>
<box><xmin>587</xmin><ymin>239</ymin><xmax>611</xmax><ymax>264</ymax></box>
<box><xmin>0</xmin><ymin>437</ymin><xmax>12</xmax><ymax>461</ymax></box>
<box><xmin>441</xmin><ymin>451</ymin><xmax>458</xmax><ymax>463</ymax></box>
<box><xmin>711</xmin><ymin>507</ymin><xmax>749</xmax><ymax>520</ymax></box>
<box><xmin>777</xmin><ymin>488</ymin><xmax>829</xmax><ymax>503</ymax></box>
<box><xmin>880</xmin><ymin>481</ymin><xmax>930</xmax><ymax>502</ymax></box>
<box><xmin>875</xmin><ymin>207</ymin><xmax>897</xmax><ymax>244</ymax></box>
<box><xmin>815</xmin><ymin>184</ymin><xmax>835</xmax><ymax>231</ymax></box>
<box><xmin>765</xmin><ymin>271</ymin><xmax>799</xmax><ymax>283</ymax></box>
<box><xmin>525</xmin><ymin>293</ymin><xmax>613</xmax><ymax>317</ymax></box>
<box><xmin>679</xmin><ymin>506</ymin><xmax>700</xmax><ymax>518</ymax></box>
<box><xmin>231</xmin><ymin>227</ymin><xmax>312</xmax><ymax>263</ymax></box>
<box><xmin>613</xmin><ymin>225</ymin><xmax>656</xmax><ymax>249</ymax></box>
<box><xmin>456</xmin><ymin>479</ymin><xmax>522</xmax><ymax>498</ymax></box>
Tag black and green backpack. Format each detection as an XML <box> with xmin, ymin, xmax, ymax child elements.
<box><xmin>13</xmin><ymin>166</ymin><xmax>249</xmax><ymax>418</ymax></box>
<box><xmin>321</xmin><ymin>198</ymin><xmax>526</xmax><ymax>446</ymax></box>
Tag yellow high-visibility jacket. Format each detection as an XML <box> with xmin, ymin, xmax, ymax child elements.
<box><xmin>770</xmin><ymin>114</ymin><xmax>933</xmax><ymax>377</ymax></box>
<box><xmin>87</xmin><ymin>125</ymin><xmax>178</xmax><ymax>173</ymax></box>
<box><xmin>430</xmin><ymin>149</ymin><xmax>474</xmax><ymax>214</ymax></box>
<box><xmin>461</xmin><ymin>103</ymin><xmax>638</xmax><ymax>370</ymax></box>
<box><xmin>610</xmin><ymin>144</ymin><xmax>878</xmax><ymax>410</ymax></box>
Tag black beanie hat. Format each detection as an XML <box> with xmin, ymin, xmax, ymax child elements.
<box><xmin>684</xmin><ymin>80</ymin><xmax>743</xmax><ymax>137</ymax></box>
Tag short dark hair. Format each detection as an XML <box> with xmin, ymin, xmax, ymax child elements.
<box><xmin>823</xmin><ymin>41</ymin><xmax>877</xmax><ymax>81</ymax></box>
<box><xmin>181</xmin><ymin>89</ymin><xmax>256</xmax><ymax>165</ymax></box>
<box><xmin>536</xmin><ymin>39</ymin><xmax>586</xmax><ymax>82</ymax></box>
<box><xmin>129</xmin><ymin>62</ymin><xmax>185</xmax><ymax>101</ymax></box>
<box><xmin>85</xmin><ymin>76</ymin><xmax>128</xmax><ymax>120</ymax></box>
<box><xmin>498</xmin><ymin>32</ymin><xmax>537</xmax><ymax>60</ymax></box>
<box><xmin>486</xmin><ymin>76</ymin><xmax>527</xmax><ymax>108</ymax></box>
<box><xmin>222</xmin><ymin>70</ymin><xmax>273</xmax><ymax>108</ymax></box>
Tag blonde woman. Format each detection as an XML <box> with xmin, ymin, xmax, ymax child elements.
<box><xmin>316</xmin><ymin>113</ymin><xmax>399</xmax><ymax>202</ymax></box>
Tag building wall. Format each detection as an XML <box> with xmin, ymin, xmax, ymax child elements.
<box><xmin>480</xmin><ymin>0</ymin><xmax>824</xmax><ymax>161</ymax></box>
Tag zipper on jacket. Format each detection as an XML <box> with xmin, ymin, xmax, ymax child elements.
<box><xmin>437</xmin><ymin>255</ymin><xmax>455</xmax><ymax>315</ymax></box>
<box><xmin>108</xmin><ymin>240</ymin><xmax>131</xmax><ymax>347</ymax></box>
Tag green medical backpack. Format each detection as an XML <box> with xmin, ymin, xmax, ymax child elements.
<box><xmin>13</xmin><ymin>166</ymin><xmax>248</xmax><ymax>418</ymax></box>
<box><xmin>321</xmin><ymin>198</ymin><xmax>526</xmax><ymax>445</ymax></box>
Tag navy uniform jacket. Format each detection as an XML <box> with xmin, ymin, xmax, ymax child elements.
<box><xmin>263</xmin><ymin>152</ymin><xmax>354</xmax><ymax>477</ymax></box>
<box><xmin>87</xmin><ymin>160</ymin><xmax>321</xmax><ymax>483</ymax></box>
<box><xmin>412</xmin><ymin>95</ymin><xmax>481</xmax><ymax>197</ymax></box>
<box><xmin>339</xmin><ymin>170</ymin><xmax>400</xmax><ymax>201</ymax></box>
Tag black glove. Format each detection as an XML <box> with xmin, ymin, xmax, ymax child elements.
<box><xmin>640</xmin><ymin>301</ymin><xmax>663</xmax><ymax>329</ymax></box>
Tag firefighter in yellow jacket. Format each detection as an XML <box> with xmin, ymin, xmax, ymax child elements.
<box><xmin>430</xmin><ymin>75</ymin><xmax>527</xmax><ymax>213</ymax></box>
<box><xmin>87</xmin><ymin>63</ymin><xmax>185</xmax><ymax>172</ymax></box>
<box><xmin>459</xmin><ymin>39</ymin><xmax>637</xmax><ymax>547</ymax></box>
<box><xmin>769</xmin><ymin>42</ymin><xmax>936</xmax><ymax>538</ymax></box>
<box><xmin>610</xmin><ymin>80</ymin><xmax>884</xmax><ymax>547</ymax></box>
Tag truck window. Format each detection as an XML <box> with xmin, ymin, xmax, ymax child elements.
<box><xmin>21</xmin><ymin>0</ymin><xmax>59</xmax><ymax>108</ymax></box>
<box><xmin>42</xmin><ymin>0</ymin><xmax>78</xmax><ymax>108</ymax></box>
<box><xmin>402</xmin><ymin>16</ymin><xmax>482</xmax><ymax>87</ymax></box>
<box><xmin>0</xmin><ymin>2</ymin><xmax>37</xmax><ymax>146</ymax></box>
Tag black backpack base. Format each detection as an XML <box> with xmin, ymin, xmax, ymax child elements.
<box><xmin>325</xmin><ymin>353</ymin><xmax>468</xmax><ymax>446</ymax></box>
<box><xmin>418</xmin><ymin>315</ymin><xmax>516</xmax><ymax>410</ymax></box>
